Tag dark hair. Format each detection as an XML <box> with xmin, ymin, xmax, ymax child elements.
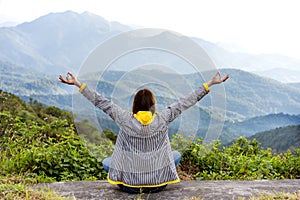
<box><xmin>132</xmin><ymin>88</ymin><xmax>156</xmax><ymax>114</ymax></box>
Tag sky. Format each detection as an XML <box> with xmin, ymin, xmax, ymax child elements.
<box><xmin>1</xmin><ymin>0</ymin><xmax>300</xmax><ymax>59</ymax></box>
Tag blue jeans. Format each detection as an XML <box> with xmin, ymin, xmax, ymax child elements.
<box><xmin>102</xmin><ymin>151</ymin><xmax>181</xmax><ymax>194</ymax></box>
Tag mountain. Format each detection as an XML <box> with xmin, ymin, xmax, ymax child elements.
<box><xmin>0</xmin><ymin>11</ymin><xmax>131</xmax><ymax>74</ymax></box>
<box><xmin>248</xmin><ymin>125</ymin><xmax>300</xmax><ymax>153</ymax></box>
<box><xmin>11</xmin><ymin>68</ymin><xmax>299</xmax><ymax>145</ymax></box>
<box><xmin>1</xmin><ymin>11</ymin><xmax>300</xmax><ymax>146</ymax></box>
<box><xmin>7</xmin><ymin>68</ymin><xmax>299</xmax><ymax>119</ymax></box>
<box><xmin>252</xmin><ymin>68</ymin><xmax>300</xmax><ymax>83</ymax></box>
<box><xmin>221</xmin><ymin>113</ymin><xmax>300</xmax><ymax>144</ymax></box>
<box><xmin>1</xmin><ymin>66</ymin><xmax>299</xmax><ymax>118</ymax></box>
<box><xmin>290</xmin><ymin>82</ymin><xmax>300</xmax><ymax>89</ymax></box>
<box><xmin>0</xmin><ymin>61</ymin><xmax>72</xmax><ymax>96</ymax></box>
<box><xmin>192</xmin><ymin>38</ymin><xmax>300</xmax><ymax>83</ymax></box>
<box><xmin>0</xmin><ymin>21</ymin><xmax>18</xmax><ymax>27</ymax></box>
<box><xmin>2</xmin><ymin>63</ymin><xmax>300</xmax><ymax>145</ymax></box>
<box><xmin>0</xmin><ymin>11</ymin><xmax>299</xmax><ymax>82</ymax></box>
<box><xmin>218</xmin><ymin>68</ymin><xmax>300</xmax><ymax>117</ymax></box>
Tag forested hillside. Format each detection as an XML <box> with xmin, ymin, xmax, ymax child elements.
<box><xmin>2</xmin><ymin>68</ymin><xmax>298</xmax><ymax>119</ymax></box>
<box><xmin>248</xmin><ymin>125</ymin><xmax>300</xmax><ymax>153</ymax></box>
<box><xmin>220</xmin><ymin>113</ymin><xmax>300</xmax><ymax>144</ymax></box>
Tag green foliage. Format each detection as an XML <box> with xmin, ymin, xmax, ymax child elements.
<box><xmin>248</xmin><ymin>125</ymin><xmax>300</xmax><ymax>153</ymax></box>
<box><xmin>221</xmin><ymin>113</ymin><xmax>300</xmax><ymax>144</ymax></box>
<box><xmin>172</xmin><ymin>135</ymin><xmax>300</xmax><ymax>180</ymax></box>
<box><xmin>103</xmin><ymin>129</ymin><xmax>118</xmax><ymax>144</ymax></box>
<box><xmin>0</xmin><ymin>114</ymin><xmax>107</xmax><ymax>181</ymax></box>
<box><xmin>0</xmin><ymin>90</ymin><xmax>113</xmax><ymax>182</ymax></box>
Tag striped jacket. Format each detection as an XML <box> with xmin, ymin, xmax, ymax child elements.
<box><xmin>80</xmin><ymin>83</ymin><xmax>209</xmax><ymax>187</ymax></box>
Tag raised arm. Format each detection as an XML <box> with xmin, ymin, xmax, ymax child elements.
<box><xmin>59</xmin><ymin>72</ymin><xmax>130</xmax><ymax>125</ymax></box>
<box><xmin>161</xmin><ymin>71</ymin><xmax>229</xmax><ymax>123</ymax></box>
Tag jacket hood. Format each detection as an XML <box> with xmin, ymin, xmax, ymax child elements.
<box><xmin>134</xmin><ymin>111</ymin><xmax>156</xmax><ymax>125</ymax></box>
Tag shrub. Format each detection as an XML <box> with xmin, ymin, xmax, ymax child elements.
<box><xmin>172</xmin><ymin>135</ymin><xmax>300</xmax><ymax>180</ymax></box>
<box><xmin>0</xmin><ymin>113</ymin><xmax>110</xmax><ymax>182</ymax></box>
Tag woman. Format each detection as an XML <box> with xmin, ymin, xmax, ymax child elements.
<box><xmin>59</xmin><ymin>71</ymin><xmax>229</xmax><ymax>193</ymax></box>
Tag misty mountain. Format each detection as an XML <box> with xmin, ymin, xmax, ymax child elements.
<box><xmin>0</xmin><ymin>21</ymin><xmax>18</xmax><ymax>27</ymax></box>
<box><xmin>192</xmin><ymin>38</ymin><xmax>300</xmax><ymax>82</ymax></box>
<box><xmin>252</xmin><ymin>68</ymin><xmax>300</xmax><ymax>83</ymax></box>
<box><xmin>2</xmin><ymin>62</ymin><xmax>299</xmax><ymax>144</ymax></box>
<box><xmin>0</xmin><ymin>61</ymin><xmax>72</xmax><ymax>96</ymax></box>
<box><xmin>2</xmin><ymin>65</ymin><xmax>300</xmax><ymax>119</ymax></box>
<box><xmin>219</xmin><ymin>68</ymin><xmax>300</xmax><ymax>117</ymax></box>
<box><xmin>0</xmin><ymin>11</ymin><xmax>299</xmax><ymax>82</ymax></box>
<box><xmin>1</xmin><ymin>11</ymin><xmax>300</xmax><ymax>145</ymax></box>
<box><xmin>221</xmin><ymin>113</ymin><xmax>300</xmax><ymax>144</ymax></box>
<box><xmin>290</xmin><ymin>82</ymin><xmax>300</xmax><ymax>89</ymax></box>
<box><xmin>0</xmin><ymin>11</ymin><xmax>131</xmax><ymax>74</ymax></box>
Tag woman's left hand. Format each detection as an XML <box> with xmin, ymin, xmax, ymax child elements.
<box><xmin>207</xmin><ymin>71</ymin><xmax>229</xmax><ymax>87</ymax></box>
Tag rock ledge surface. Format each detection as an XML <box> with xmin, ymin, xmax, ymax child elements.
<box><xmin>37</xmin><ymin>179</ymin><xmax>300</xmax><ymax>200</ymax></box>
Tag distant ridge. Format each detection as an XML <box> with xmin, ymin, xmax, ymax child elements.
<box><xmin>221</xmin><ymin>113</ymin><xmax>300</xmax><ymax>144</ymax></box>
<box><xmin>248</xmin><ymin>125</ymin><xmax>300</xmax><ymax>153</ymax></box>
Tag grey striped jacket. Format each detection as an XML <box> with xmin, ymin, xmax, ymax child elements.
<box><xmin>80</xmin><ymin>84</ymin><xmax>209</xmax><ymax>187</ymax></box>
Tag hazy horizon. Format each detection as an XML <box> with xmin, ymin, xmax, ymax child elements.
<box><xmin>1</xmin><ymin>0</ymin><xmax>300</xmax><ymax>60</ymax></box>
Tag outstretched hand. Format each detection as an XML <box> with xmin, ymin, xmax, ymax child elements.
<box><xmin>207</xmin><ymin>71</ymin><xmax>229</xmax><ymax>87</ymax></box>
<box><xmin>59</xmin><ymin>72</ymin><xmax>81</xmax><ymax>88</ymax></box>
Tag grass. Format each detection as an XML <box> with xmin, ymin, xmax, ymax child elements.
<box><xmin>0</xmin><ymin>176</ymin><xmax>73</xmax><ymax>200</ymax></box>
<box><xmin>0</xmin><ymin>183</ymin><xmax>74</xmax><ymax>200</ymax></box>
<box><xmin>186</xmin><ymin>191</ymin><xmax>300</xmax><ymax>200</ymax></box>
<box><xmin>249</xmin><ymin>191</ymin><xmax>300</xmax><ymax>200</ymax></box>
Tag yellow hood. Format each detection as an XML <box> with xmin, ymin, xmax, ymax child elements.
<box><xmin>134</xmin><ymin>111</ymin><xmax>156</xmax><ymax>125</ymax></box>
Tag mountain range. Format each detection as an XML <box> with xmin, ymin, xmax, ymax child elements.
<box><xmin>0</xmin><ymin>11</ymin><xmax>299</xmax><ymax>145</ymax></box>
<box><xmin>9</xmin><ymin>67</ymin><xmax>300</xmax><ymax>144</ymax></box>
<box><xmin>0</xmin><ymin>11</ymin><xmax>299</xmax><ymax>82</ymax></box>
<box><xmin>0</xmin><ymin>11</ymin><xmax>131</xmax><ymax>74</ymax></box>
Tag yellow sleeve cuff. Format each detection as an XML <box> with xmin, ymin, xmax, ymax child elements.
<box><xmin>79</xmin><ymin>83</ymin><xmax>87</xmax><ymax>93</ymax></box>
<box><xmin>203</xmin><ymin>83</ymin><xmax>210</xmax><ymax>92</ymax></box>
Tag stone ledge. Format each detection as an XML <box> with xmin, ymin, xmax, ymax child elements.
<box><xmin>36</xmin><ymin>179</ymin><xmax>300</xmax><ymax>200</ymax></box>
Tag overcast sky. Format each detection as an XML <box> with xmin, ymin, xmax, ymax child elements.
<box><xmin>1</xmin><ymin>0</ymin><xmax>300</xmax><ymax>59</ymax></box>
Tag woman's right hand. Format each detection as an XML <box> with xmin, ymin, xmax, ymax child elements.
<box><xmin>59</xmin><ymin>72</ymin><xmax>82</xmax><ymax>88</ymax></box>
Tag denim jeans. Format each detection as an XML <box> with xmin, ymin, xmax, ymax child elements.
<box><xmin>102</xmin><ymin>151</ymin><xmax>181</xmax><ymax>194</ymax></box>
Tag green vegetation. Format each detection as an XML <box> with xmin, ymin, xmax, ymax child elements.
<box><xmin>0</xmin><ymin>183</ymin><xmax>70</xmax><ymax>200</ymax></box>
<box><xmin>0</xmin><ymin>90</ymin><xmax>113</xmax><ymax>182</ymax></box>
<box><xmin>221</xmin><ymin>113</ymin><xmax>300</xmax><ymax>144</ymax></box>
<box><xmin>1</xmin><ymin>89</ymin><xmax>300</xmax><ymax>199</ymax></box>
<box><xmin>249</xmin><ymin>191</ymin><xmax>300</xmax><ymax>200</ymax></box>
<box><xmin>248</xmin><ymin>125</ymin><xmax>300</xmax><ymax>153</ymax></box>
<box><xmin>172</xmin><ymin>134</ymin><xmax>300</xmax><ymax>180</ymax></box>
<box><xmin>187</xmin><ymin>192</ymin><xmax>300</xmax><ymax>200</ymax></box>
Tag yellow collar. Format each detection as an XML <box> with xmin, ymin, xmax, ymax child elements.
<box><xmin>134</xmin><ymin>111</ymin><xmax>156</xmax><ymax>125</ymax></box>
